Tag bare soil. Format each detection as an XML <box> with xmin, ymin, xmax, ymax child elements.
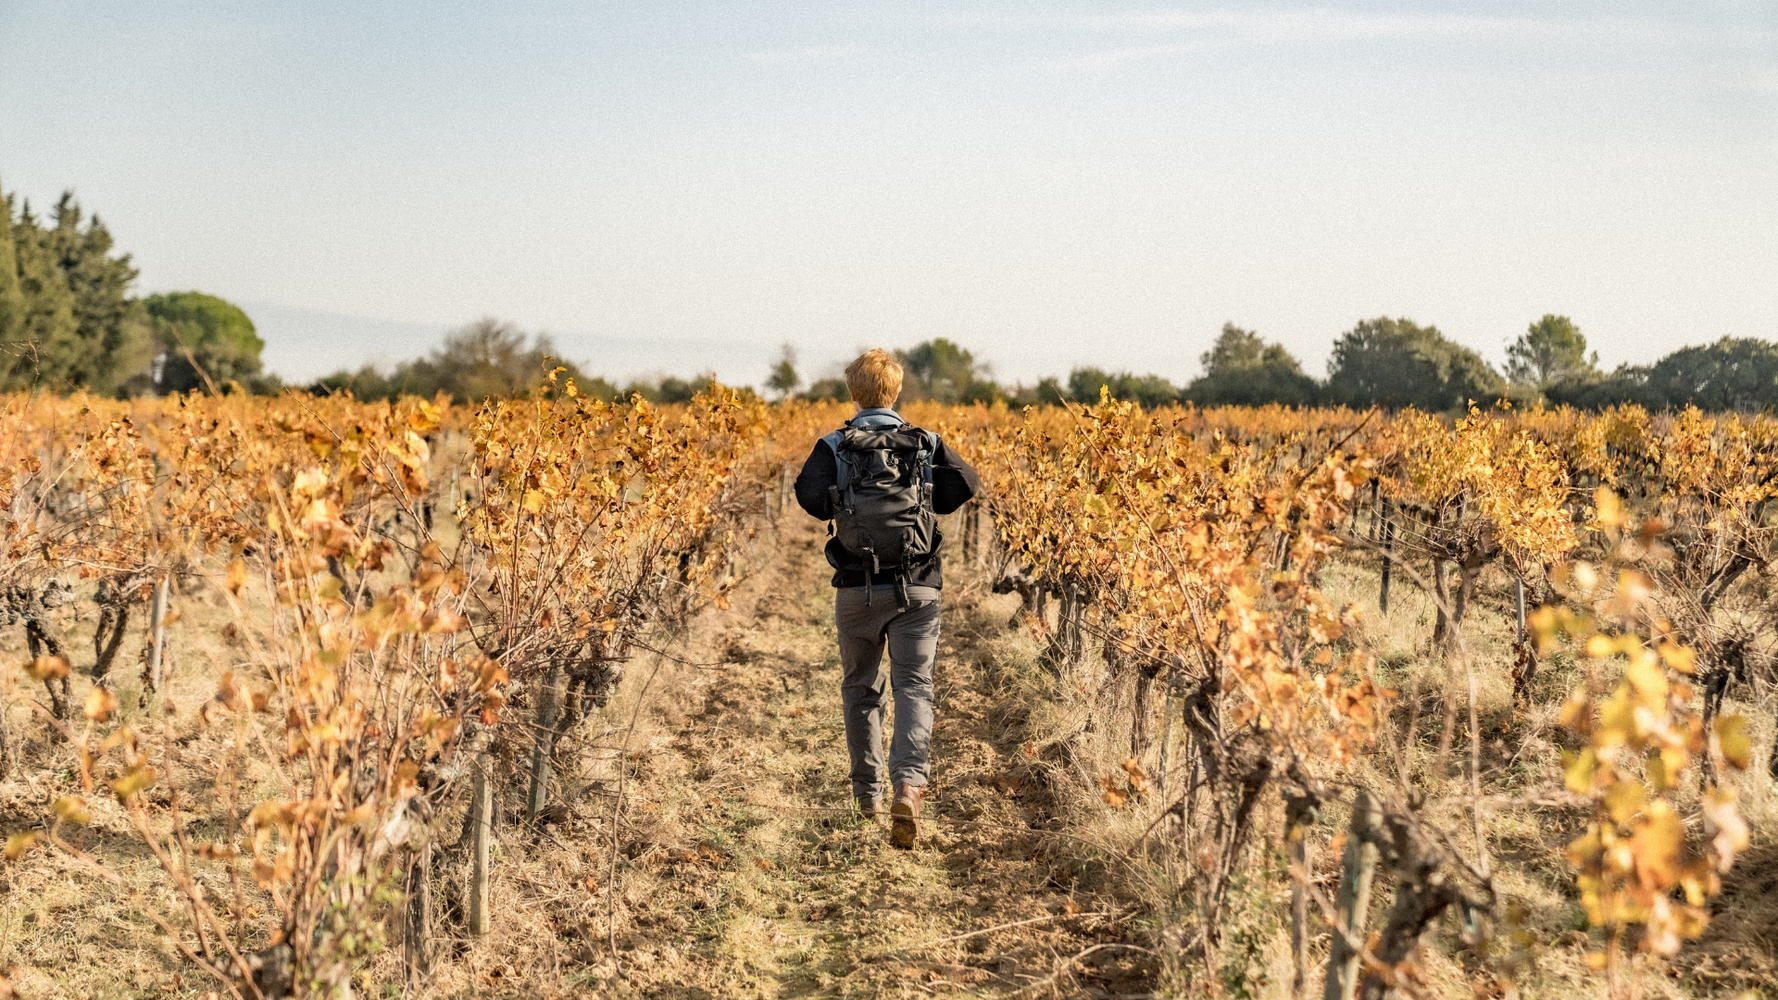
<box><xmin>552</xmin><ymin>514</ymin><xmax>1153</xmax><ymax>998</ymax></box>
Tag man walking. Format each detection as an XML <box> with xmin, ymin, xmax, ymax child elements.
<box><xmin>794</xmin><ymin>349</ymin><xmax>980</xmax><ymax>848</ymax></box>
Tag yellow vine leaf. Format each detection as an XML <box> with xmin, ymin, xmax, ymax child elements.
<box><xmin>1714</xmin><ymin>715</ymin><xmax>1753</xmax><ymax>771</ymax></box>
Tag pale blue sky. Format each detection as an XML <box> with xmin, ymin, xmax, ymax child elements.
<box><xmin>2</xmin><ymin>1</ymin><xmax>1773</xmax><ymax>387</ymax></box>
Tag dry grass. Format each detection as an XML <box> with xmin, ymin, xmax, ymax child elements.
<box><xmin>973</xmin><ymin>550</ymin><xmax>1778</xmax><ymax>1000</ymax></box>
<box><xmin>0</xmin><ymin>564</ymin><xmax>289</xmax><ymax>998</ymax></box>
<box><xmin>2</xmin><ymin>516</ymin><xmax>1775</xmax><ymax>999</ymax></box>
<box><xmin>1</xmin><ymin>512</ymin><xmax>1142</xmax><ymax>998</ymax></box>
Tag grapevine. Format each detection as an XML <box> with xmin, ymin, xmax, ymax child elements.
<box><xmin>0</xmin><ymin>392</ymin><xmax>1769</xmax><ymax>998</ymax></box>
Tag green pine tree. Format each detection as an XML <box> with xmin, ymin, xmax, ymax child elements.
<box><xmin>0</xmin><ymin>182</ymin><xmax>25</xmax><ymax>348</ymax></box>
<box><xmin>46</xmin><ymin>194</ymin><xmax>154</xmax><ymax>395</ymax></box>
<box><xmin>147</xmin><ymin>291</ymin><xmax>265</xmax><ymax>393</ymax></box>
<box><xmin>1325</xmin><ymin>316</ymin><xmax>1505</xmax><ymax>411</ymax></box>
<box><xmin>0</xmin><ymin>188</ymin><xmax>158</xmax><ymax>395</ymax></box>
<box><xmin>2</xmin><ymin>198</ymin><xmax>80</xmax><ymax>392</ymax></box>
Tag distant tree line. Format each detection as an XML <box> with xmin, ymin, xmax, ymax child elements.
<box><xmin>332</xmin><ymin>318</ymin><xmax>1778</xmax><ymax>415</ymax></box>
<box><xmin>774</xmin><ymin>318</ymin><xmax>1778</xmax><ymax>415</ymax></box>
<box><xmin>1</xmin><ymin>178</ymin><xmax>273</xmax><ymax>396</ymax></box>
<box><xmin>11</xmin><ymin>178</ymin><xmax>1776</xmax><ymax>413</ymax></box>
<box><xmin>311</xmin><ymin>318</ymin><xmax>742</xmax><ymax>406</ymax></box>
<box><xmin>1178</xmin><ymin>316</ymin><xmax>1778</xmax><ymax>413</ymax></box>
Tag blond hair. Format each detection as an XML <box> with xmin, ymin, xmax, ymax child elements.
<box><xmin>844</xmin><ymin>349</ymin><xmax>904</xmax><ymax>409</ymax></box>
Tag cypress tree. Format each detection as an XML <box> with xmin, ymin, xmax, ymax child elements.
<box><xmin>46</xmin><ymin>194</ymin><xmax>154</xmax><ymax>395</ymax></box>
<box><xmin>0</xmin><ymin>182</ymin><xmax>25</xmax><ymax>346</ymax></box>
<box><xmin>2</xmin><ymin>198</ymin><xmax>80</xmax><ymax>392</ymax></box>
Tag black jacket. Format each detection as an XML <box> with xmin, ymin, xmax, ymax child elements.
<box><xmin>794</xmin><ymin>414</ymin><xmax>981</xmax><ymax>589</ymax></box>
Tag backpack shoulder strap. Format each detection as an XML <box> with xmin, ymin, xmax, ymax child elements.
<box><xmin>821</xmin><ymin>428</ymin><xmax>850</xmax><ymax>491</ymax></box>
<box><xmin>915</xmin><ymin>429</ymin><xmax>937</xmax><ymax>487</ymax></box>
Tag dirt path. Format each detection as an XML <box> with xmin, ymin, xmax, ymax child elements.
<box><xmin>597</xmin><ymin>517</ymin><xmax>1151</xmax><ymax>999</ymax></box>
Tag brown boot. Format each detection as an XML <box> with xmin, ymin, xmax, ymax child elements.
<box><xmin>856</xmin><ymin>794</ymin><xmax>885</xmax><ymax>818</ymax></box>
<box><xmin>890</xmin><ymin>783</ymin><xmax>924</xmax><ymax>849</ymax></box>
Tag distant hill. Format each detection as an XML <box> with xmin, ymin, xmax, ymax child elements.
<box><xmin>245</xmin><ymin>301</ymin><xmax>791</xmax><ymax>389</ymax></box>
<box><xmin>244</xmin><ymin>303</ymin><xmax>451</xmax><ymax>385</ymax></box>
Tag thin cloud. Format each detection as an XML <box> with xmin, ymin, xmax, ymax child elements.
<box><xmin>1730</xmin><ymin>67</ymin><xmax>1778</xmax><ymax>93</ymax></box>
<box><xmin>1019</xmin><ymin>7</ymin><xmax>1777</xmax><ymax>72</ymax></box>
<box><xmin>1042</xmin><ymin>10</ymin><xmax>1551</xmax><ymax>72</ymax></box>
<box><xmin>744</xmin><ymin>44</ymin><xmax>865</xmax><ymax>65</ymax></box>
<box><xmin>929</xmin><ymin>7</ymin><xmax>1553</xmax><ymax>37</ymax></box>
<box><xmin>1048</xmin><ymin>41</ymin><xmax>1216</xmax><ymax>71</ymax></box>
<box><xmin>1079</xmin><ymin>9</ymin><xmax>1561</xmax><ymax>40</ymax></box>
<box><xmin>926</xmin><ymin>7</ymin><xmax>1773</xmax><ymax>48</ymax></box>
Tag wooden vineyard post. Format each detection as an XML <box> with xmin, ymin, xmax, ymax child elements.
<box><xmin>1430</xmin><ymin>510</ymin><xmax>1450</xmax><ymax>645</ymax></box>
<box><xmin>984</xmin><ymin>506</ymin><xmax>993</xmax><ymax>568</ymax></box>
<box><xmin>1432</xmin><ymin>558</ymin><xmax>1452</xmax><ymax>646</ymax></box>
<box><xmin>529</xmin><ymin>664</ymin><xmax>564</xmax><ymax>818</ymax></box>
<box><xmin>145</xmin><ymin>574</ymin><xmax>170</xmax><ymax>698</ymax></box>
<box><xmin>405</xmin><ymin>837</ymin><xmax>434</xmax><ymax>978</ymax></box>
<box><xmin>984</xmin><ymin>506</ymin><xmax>993</xmax><ymax>567</ymax></box>
<box><xmin>1069</xmin><ymin>587</ymin><xmax>1085</xmax><ymax>664</ymax></box>
<box><xmin>1279</xmin><ymin>507</ymin><xmax>1301</xmax><ymax>572</ymax></box>
<box><xmin>1130</xmin><ymin>670</ymin><xmax>1151</xmax><ymax>759</ymax></box>
<box><xmin>1284</xmin><ymin>788</ymin><xmax>1321</xmax><ymax>1000</ymax></box>
<box><xmin>469</xmin><ymin>754</ymin><xmax>493</xmax><ymax>936</ymax></box>
<box><xmin>1323</xmin><ymin>790</ymin><xmax>1379</xmax><ymax>1000</ymax></box>
<box><xmin>1057</xmin><ymin>588</ymin><xmax>1074</xmax><ymax>661</ymax></box>
<box><xmin>1511</xmin><ymin>576</ymin><xmax>1536</xmax><ymax>707</ymax></box>
<box><xmin>1378</xmin><ymin>503</ymin><xmax>1395</xmax><ymax>615</ymax></box>
<box><xmin>1155</xmin><ymin>693</ymin><xmax>1175</xmax><ymax>794</ymax></box>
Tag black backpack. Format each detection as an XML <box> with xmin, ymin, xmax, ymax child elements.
<box><xmin>823</xmin><ymin>420</ymin><xmax>938</xmax><ymax>599</ymax></box>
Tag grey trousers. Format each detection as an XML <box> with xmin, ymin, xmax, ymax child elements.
<box><xmin>834</xmin><ymin>587</ymin><xmax>941</xmax><ymax>801</ymax></box>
